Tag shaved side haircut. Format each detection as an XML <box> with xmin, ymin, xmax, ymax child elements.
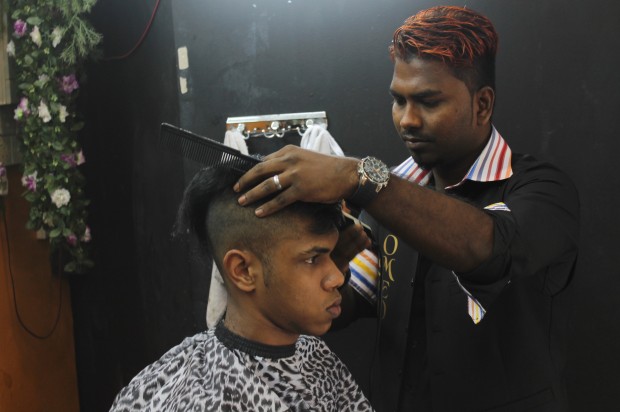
<box><xmin>175</xmin><ymin>165</ymin><xmax>342</xmax><ymax>274</ymax></box>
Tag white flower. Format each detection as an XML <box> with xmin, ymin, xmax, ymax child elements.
<box><xmin>30</xmin><ymin>26</ymin><xmax>42</xmax><ymax>47</ymax></box>
<box><xmin>58</xmin><ymin>104</ymin><xmax>68</xmax><ymax>122</ymax></box>
<box><xmin>51</xmin><ymin>27</ymin><xmax>63</xmax><ymax>48</ymax></box>
<box><xmin>38</xmin><ymin>101</ymin><xmax>52</xmax><ymax>123</ymax></box>
<box><xmin>76</xmin><ymin>150</ymin><xmax>86</xmax><ymax>165</ymax></box>
<box><xmin>51</xmin><ymin>188</ymin><xmax>71</xmax><ymax>208</ymax></box>
<box><xmin>81</xmin><ymin>226</ymin><xmax>92</xmax><ymax>242</ymax></box>
<box><xmin>6</xmin><ymin>40</ymin><xmax>15</xmax><ymax>57</ymax></box>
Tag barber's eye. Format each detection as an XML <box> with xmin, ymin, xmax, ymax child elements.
<box><xmin>392</xmin><ymin>96</ymin><xmax>405</xmax><ymax>106</ymax></box>
<box><xmin>422</xmin><ymin>100</ymin><xmax>440</xmax><ymax>108</ymax></box>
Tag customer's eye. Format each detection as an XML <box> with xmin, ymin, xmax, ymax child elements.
<box><xmin>304</xmin><ymin>255</ymin><xmax>318</xmax><ymax>264</ymax></box>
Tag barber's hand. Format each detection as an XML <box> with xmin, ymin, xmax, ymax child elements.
<box><xmin>331</xmin><ymin>223</ymin><xmax>372</xmax><ymax>273</ymax></box>
<box><xmin>234</xmin><ymin>145</ymin><xmax>359</xmax><ymax>216</ymax></box>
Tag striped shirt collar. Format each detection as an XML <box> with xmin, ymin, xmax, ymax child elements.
<box><xmin>391</xmin><ymin>126</ymin><xmax>513</xmax><ymax>189</ymax></box>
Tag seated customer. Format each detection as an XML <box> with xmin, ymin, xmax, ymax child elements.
<box><xmin>109</xmin><ymin>165</ymin><xmax>373</xmax><ymax>411</ymax></box>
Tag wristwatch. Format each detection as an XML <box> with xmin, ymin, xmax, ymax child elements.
<box><xmin>346</xmin><ymin>156</ymin><xmax>390</xmax><ymax>209</ymax></box>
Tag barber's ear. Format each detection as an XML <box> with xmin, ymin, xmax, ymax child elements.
<box><xmin>474</xmin><ymin>86</ymin><xmax>495</xmax><ymax>126</ymax></box>
<box><xmin>222</xmin><ymin>249</ymin><xmax>259</xmax><ymax>292</ymax></box>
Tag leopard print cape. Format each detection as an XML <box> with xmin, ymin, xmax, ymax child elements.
<box><xmin>109</xmin><ymin>325</ymin><xmax>374</xmax><ymax>411</ymax></box>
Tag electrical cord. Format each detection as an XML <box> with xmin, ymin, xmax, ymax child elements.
<box><xmin>1</xmin><ymin>203</ymin><xmax>62</xmax><ymax>340</ymax></box>
<box><xmin>104</xmin><ymin>0</ymin><xmax>161</xmax><ymax>61</ymax></box>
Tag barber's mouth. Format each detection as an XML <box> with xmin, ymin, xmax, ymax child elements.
<box><xmin>404</xmin><ymin>138</ymin><xmax>432</xmax><ymax>150</ymax></box>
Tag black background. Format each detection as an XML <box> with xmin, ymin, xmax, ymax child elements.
<box><xmin>74</xmin><ymin>0</ymin><xmax>620</xmax><ymax>410</ymax></box>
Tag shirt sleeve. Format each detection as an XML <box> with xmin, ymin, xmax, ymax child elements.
<box><xmin>453</xmin><ymin>160</ymin><xmax>580</xmax><ymax>321</ymax></box>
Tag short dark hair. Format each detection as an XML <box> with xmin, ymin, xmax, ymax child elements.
<box><xmin>389</xmin><ymin>5</ymin><xmax>498</xmax><ymax>93</ymax></box>
<box><xmin>175</xmin><ymin>165</ymin><xmax>342</xmax><ymax>272</ymax></box>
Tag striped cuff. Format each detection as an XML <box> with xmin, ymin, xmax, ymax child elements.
<box><xmin>349</xmin><ymin>249</ymin><xmax>379</xmax><ymax>304</ymax></box>
<box><xmin>452</xmin><ymin>271</ymin><xmax>487</xmax><ymax>324</ymax></box>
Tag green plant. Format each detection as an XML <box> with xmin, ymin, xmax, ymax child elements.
<box><xmin>8</xmin><ymin>0</ymin><xmax>101</xmax><ymax>273</ymax></box>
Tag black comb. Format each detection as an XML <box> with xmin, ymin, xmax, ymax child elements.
<box><xmin>159</xmin><ymin>123</ymin><xmax>262</xmax><ymax>172</ymax></box>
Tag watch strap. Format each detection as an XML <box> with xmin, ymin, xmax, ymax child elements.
<box><xmin>347</xmin><ymin>178</ymin><xmax>379</xmax><ymax>209</ymax></box>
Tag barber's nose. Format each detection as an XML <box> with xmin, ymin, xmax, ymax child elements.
<box><xmin>400</xmin><ymin>104</ymin><xmax>422</xmax><ymax>129</ymax></box>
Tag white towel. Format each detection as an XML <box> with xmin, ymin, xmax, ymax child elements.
<box><xmin>300</xmin><ymin>124</ymin><xmax>344</xmax><ymax>156</ymax></box>
<box><xmin>206</xmin><ymin>126</ymin><xmax>344</xmax><ymax>328</ymax></box>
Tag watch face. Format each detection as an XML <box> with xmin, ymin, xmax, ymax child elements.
<box><xmin>363</xmin><ymin>157</ymin><xmax>390</xmax><ymax>183</ymax></box>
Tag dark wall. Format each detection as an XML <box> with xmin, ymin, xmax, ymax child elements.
<box><xmin>74</xmin><ymin>0</ymin><xmax>620</xmax><ymax>410</ymax></box>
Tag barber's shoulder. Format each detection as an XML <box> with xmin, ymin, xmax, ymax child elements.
<box><xmin>510</xmin><ymin>153</ymin><xmax>579</xmax><ymax>204</ymax></box>
<box><xmin>512</xmin><ymin>153</ymin><xmax>576</xmax><ymax>183</ymax></box>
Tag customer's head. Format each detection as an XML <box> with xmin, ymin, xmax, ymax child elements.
<box><xmin>176</xmin><ymin>165</ymin><xmax>345</xmax><ymax>341</ymax></box>
<box><xmin>390</xmin><ymin>5</ymin><xmax>498</xmax><ymax>93</ymax></box>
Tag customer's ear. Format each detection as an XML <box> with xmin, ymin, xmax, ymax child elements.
<box><xmin>222</xmin><ymin>249</ymin><xmax>258</xmax><ymax>292</ymax></box>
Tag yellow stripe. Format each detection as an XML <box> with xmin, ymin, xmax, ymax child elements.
<box><xmin>351</xmin><ymin>257</ymin><xmax>378</xmax><ymax>281</ymax></box>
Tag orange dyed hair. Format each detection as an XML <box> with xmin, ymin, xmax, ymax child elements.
<box><xmin>390</xmin><ymin>6</ymin><xmax>498</xmax><ymax>92</ymax></box>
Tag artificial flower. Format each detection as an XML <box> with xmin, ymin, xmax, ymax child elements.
<box><xmin>81</xmin><ymin>226</ymin><xmax>92</xmax><ymax>242</ymax></box>
<box><xmin>6</xmin><ymin>40</ymin><xmax>15</xmax><ymax>57</ymax></box>
<box><xmin>51</xmin><ymin>27</ymin><xmax>63</xmax><ymax>48</ymax></box>
<box><xmin>66</xmin><ymin>233</ymin><xmax>78</xmax><ymax>246</ymax></box>
<box><xmin>13</xmin><ymin>20</ymin><xmax>27</xmax><ymax>37</ymax></box>
<box><xmin>14</xmin><ymin>97</ymin><xmax>30</xmax><ymax>120</ymax></box>
<box><xmin>37</xmin><ymin>100</ymin><xmax>52</xmax><ymax>123</ymax></box>
<box><xmin>61</xmin><ymin>153</ymin><xmax>77</xmax><ymax>167</ymax></box>
<box><xmin>21</xmin><ymin>171</ymin><xmax>38</xmax><ymax>191</ymax></box>
<box><xmin>8</xmin><ymin>2</ymin><xmax>101</xmax><ymax>273</ymax></box>
<box><xmin>60</xmin><ymin>74</ymin><xmax>79</xmax><ymax>94</ymax></box>
<box><xmin>58</xmin><ymin>104</ymin><xmax>68</xmax><ymax>122</ymax></box>
<box><xmin>76</xmin><ymin>150</ymin><xmax>86</xmax><ymax>165</ymax></box>
<box><xmin>30</xmin><ymin>26</ymin><xmax>42</xmax><ymax>47</ymax></box>
<box><xmin>0</xmin><ymin>163</ymin><xmax>6</xmax><ymax>196</ymax></box>
<box><xmin>51</xmin><ymin>188</ymin><xmax>71</xmax><ymax>208</ymax></box>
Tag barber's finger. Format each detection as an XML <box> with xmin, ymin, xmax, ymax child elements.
<box><xmin>238</xmin><ymin>172</ymin><xmax>286</xmax><ymax>206</ymax></box>
<box><xmin>234</xmin><ymin>159</ymin><xmax>280</xmax><ymax>193</ymax></box>
<box><xmin>254</xmin><ymin>191</ymin><xmax>296</xmax><ymax>217</ymax></box>
<box><xmin>234</xmin><ymin>146</ymin><xmax>294</xmax><ymax>193</ymax></box>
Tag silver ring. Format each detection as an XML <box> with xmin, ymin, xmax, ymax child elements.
<box><xmin>273</xmin><ymin>174</ymin><xmax>283</xmax><ymax>191</ymax></box>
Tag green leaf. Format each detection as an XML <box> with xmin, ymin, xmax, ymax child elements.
<box><xmin>64</xmin><ymin>261</ymin><xmax>77</xmax><ymax>273</ymax></box>
<box><xmin>26</xmin><ymin>17</ymin><xmax>43</xmax><ymax>26</ymax></box>
<box><xmin>49</xmin><ymin>228</ymin><xmax>62</xmax><ymax>238</ymax></box>
<box><xmin>24</xmin><ymin>55</ymin><xmax>33</xmax><ymax>66</ymax></box>
<box><xmin>52</xmin><ymin>141</ymin><xmax>65</xmax><ymax>150</ymax></box>
<box><xmin>70</xmin><ymin>121</ymin><xmax>85</xmax><ymax>131</ymax></box>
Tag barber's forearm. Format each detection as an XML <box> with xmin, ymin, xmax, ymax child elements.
<box><xmin>365</xmin><ymin>176</ymin><xmax>494</xmax><ymax>272</ymax></box>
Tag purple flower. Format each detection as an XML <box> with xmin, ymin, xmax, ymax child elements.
<box><xmin>21</xmin><ymin>171</ymin><xmax>37</xmax><ymax>191</ymax></box>
<box><xmin>14</xmin><ymin>97</ymin><xmax>30</xmax><ymax>120</ymax></box>
<box><xmin>60</xmin><ymin>74</ymin><xmax>79</xmax><ymax>94</ymax></box>
<box><xmin>61</xmin><ymin>153</ymin><xmax>77</xmax><ymax>167</ymax></box>
<box><xmin>66</xmin><ymin>233</ymin><xmax>78</xmax><ymax>246</ymax></box>
<box><xmin>0</xmin><ymin>163</ymin><xmax>6</xmax><ymax>177</ymax></box>
<box><xmin>13</xmin><ymin>20</ymin><xmax>27</xmax><ymax>37</ymax></box>
<box><xmin>18</xmin><ymin>97</ymin><xmax>29</xmax><ymax>112</ymax></box>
